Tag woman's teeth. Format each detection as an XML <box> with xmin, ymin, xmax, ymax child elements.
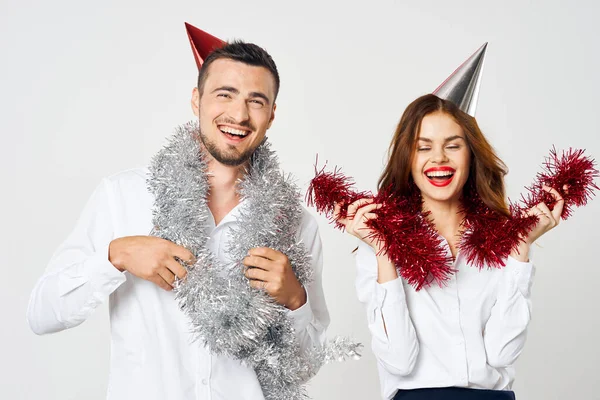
<box><xmin>426</xmin><ymin>171</ymin><xmax>454</xmax><ymax>179</ymax></box>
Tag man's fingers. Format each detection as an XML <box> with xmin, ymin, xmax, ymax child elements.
<box><xmin>244</xmin><ymin>266</ymin><xmax>269</xmax><ymax>282</ymax></box>
<box><xmin>170</xmin><ymin>243</ymin><xmax>196</xmax><ymax>265</ymax></box>
<box><xmin>150</xmin><ymin>275</ymin><xmax>173</xmax><ymax>291</ymax></box>
<box><xmin>248</xmin><ymin>279</ymin><xmax>268</xmax><ymax>291</ymax></box>
<box><xmin>158</xmin><ymin>268</ymin><xmax>176</xmax><ymax>287</ymax></box>
<box><xmin>243</xmin><ymin>255</ymin><xmax>273</xmax><ymax>271</ymax></box>
<box><xmin>166</xmin><ymin>258</ymin><xmax>188</xmax><ymax>280</ymax></box>
<box><xmin>247</xmin><ymin>247</ymin><xmax>287</xmax><ymax>263</ymax></box>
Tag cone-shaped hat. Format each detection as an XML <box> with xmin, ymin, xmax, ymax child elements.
<box><xmin>433</xmin><ymin>43</ymin><xmax>488</xmax><ymax>117</ymax></box>
<box><xmin>185</xmin><ymin>22</ymin><xmax>226</xmax><ymax>69</ymax></box>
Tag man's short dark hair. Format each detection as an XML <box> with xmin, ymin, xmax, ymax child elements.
<box><xmin>197</xmin><ymin>40</ymin><xmax>280</xmax><ymax>102</ymax></box>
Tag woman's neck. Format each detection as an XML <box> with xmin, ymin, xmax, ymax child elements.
<box><xmin>422</xmin><ymin>196</ymin><xmax>464</xmax><ymax>256</ymax></box>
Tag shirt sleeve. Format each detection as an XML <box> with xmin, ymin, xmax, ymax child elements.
<box><xmin>355</xmin><ymin>241</ymin><xmax>419</xmax><ymax>376</ymax></box>
<box><xmin>483</xmin><ymin>255</ymin><xmax>536</xmax><ymax>368</ymax></box>
<box><xmin>286</xmin><ymin>209</ymin><xmax>330</xmax><ymax>355</ymax></box>
<box><xmin>27</xmin><ymin>179</ymin><xmax>127</xmax><ymax>335</ymax></box>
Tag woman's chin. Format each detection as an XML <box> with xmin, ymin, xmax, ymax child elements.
<box><xmin>421</xmin><ymin>190</ymin><xmax>462</xmax><ymax>205</ymax></box>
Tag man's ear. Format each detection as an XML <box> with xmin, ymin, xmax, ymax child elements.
<box><xmin>267</xmin><ymin>103</ymin><xmax>276</xmax><ymax>129</ymax></box>
<box><xmin>191</xmin><ymin>87</ymin><xmax>200</xmax><ymax>117</ymax></box>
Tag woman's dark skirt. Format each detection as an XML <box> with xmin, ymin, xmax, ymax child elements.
<box><xmin>393</xmin><ymin>387</ymin><xmax>516</xmax><ymax>400</ymax></box>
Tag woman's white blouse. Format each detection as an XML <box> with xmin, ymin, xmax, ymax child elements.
<box><xmin>355</xmin><ymin>240</ymin><xmax>535</xmax><ymax>400</ymax></box>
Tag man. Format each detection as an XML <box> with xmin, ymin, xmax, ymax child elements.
<box><xmin>27</xmin><ymin>23</ymin><xmax>330</xmax><ymax>400</ymax></box>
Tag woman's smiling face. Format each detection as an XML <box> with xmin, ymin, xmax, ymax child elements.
<box><xmin>411</xmin><ymin>111</ymin><xmax>471</xmax><ymax>204</ymax></box>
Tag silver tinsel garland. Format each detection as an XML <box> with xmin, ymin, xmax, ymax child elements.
<box><xmin>147</xmin><ymin>122</ymin><xmax>361</xmax><ymax>400</ymax></box>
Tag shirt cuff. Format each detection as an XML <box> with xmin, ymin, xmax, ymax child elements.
<box><xmin>505</xmin><ymin>256</ymin><xmax>536</xmax><ymax>297</ymax></box>
<box><xmin>367</xmin><ymin>278</ymin><xmax>405</xmax><ymax>324</ymax></box>
<box><xmin>287</xmin><ymin>287</ymin><xmax>313</xmax><ymax>334</ymax></box>
<box><xmin>378</xmin><ymin>278</ymin><xmax>406</xmax><ymax>306</ymax></box>
<box><xmin>58</xmin><ymin>244</ymin><xmax>126</xmax><ymax>297</ymax></box>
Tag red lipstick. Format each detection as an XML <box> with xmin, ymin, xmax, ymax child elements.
<box><xmin>424</xmin><ymin>166</ymin><xmax>456</xmax><ymax>187</ymax></box>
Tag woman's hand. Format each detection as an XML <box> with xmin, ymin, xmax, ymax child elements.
<box><xmin>336</xmin><ymin>199</ymin><xmax>398</xmax><ymax>283</ymax></box>
<box><xmin>334</xmin><ymin>198</ymin><xmax>383</xmax><ymax>252</ymax></box>
<box><xmin>511</xmin><ymin>185</ymin><xmax>565</xmax><ymax>262</ymax></box>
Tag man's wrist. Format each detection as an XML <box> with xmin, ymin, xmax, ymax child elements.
<box><xmin>108</xmin><ymin>239</ymin><xmax>126</xmax><ymax>272</ymax></box>
<box><xmin>286</xmin><ymin>286</ymin><xmax>307</xmax><ymax>311</ymax></box>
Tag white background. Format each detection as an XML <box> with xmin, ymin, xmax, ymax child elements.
<box><xmin>2</xmin><ymin>0</ymin><xmax>599</xmax><ymax>399</ymax></box>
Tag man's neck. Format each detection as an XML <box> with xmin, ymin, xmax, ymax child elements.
<box><xmin>206</xmin><ymin>157</ymin><xmax>247</xmax><ymax>226</ymax></box>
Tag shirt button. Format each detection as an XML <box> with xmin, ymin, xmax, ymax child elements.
<box><xmin>202</xmin><ymin>378</ymin><xmax>208</xmax><ymax>385</ymax></box>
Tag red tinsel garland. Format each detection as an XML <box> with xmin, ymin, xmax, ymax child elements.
<box><xmin>307</xmin><ymin>165</ymin><xmax>454</xmax><ymax>290</ymax></box>
<box><xmin>460</xmin><ymin>147</ymin><xmax>599</xmax><ymax>269</ymax></box>
<box><xmin>307</xmin><ymin>149</ymin><xmax>598</xmax><ymax>290</ymax></box>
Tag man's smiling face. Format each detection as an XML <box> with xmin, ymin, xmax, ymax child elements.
<box><xmin>193</xmin><ymin>58</ymin><xmax>276</xmax><ymax>166</ymax></box>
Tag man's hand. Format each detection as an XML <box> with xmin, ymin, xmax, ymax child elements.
<box><xmin>109</xmin><ymin>236</ymin><xmax>194</xmax><ymax>291</ymax></box>
<box><xmin>242</xmin><ymin>247</ymin><xmax>306</xmax><ymax>310</ymax></box>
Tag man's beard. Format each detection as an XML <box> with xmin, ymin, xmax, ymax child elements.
<box><xmin>198</xmin><ymin>121</ymin><xmax>259</xmax><ymax>167</ymax></box>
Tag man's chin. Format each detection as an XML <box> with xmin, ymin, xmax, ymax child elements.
<box><xmin>199</xmin><ymin>132</ymin><xmax>259</xmax><ymax>167</ymax></box>
<box><xmin>210</xmin><ymin>148</ymin><xmax>253</xmax><ymax>167</ymax></box>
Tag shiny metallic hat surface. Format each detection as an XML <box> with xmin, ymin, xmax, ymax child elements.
<box><xmin>433</xmin><ymin>43</ymin><xmax>488</xmax><ymax>117</ymax></box>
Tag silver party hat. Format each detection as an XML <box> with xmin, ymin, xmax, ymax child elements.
<box><xmin>433</xmin><ymin>43</ymin><xmax>488</xmax><ymax>117</ymax></box>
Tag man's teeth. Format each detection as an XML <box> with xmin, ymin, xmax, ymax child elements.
<box><xmin>426</xmin><ymin>171</ymin><xmax>454</xmax><ymax>178</ymax></box>
<box><xmin>220</xmin><ymin>126</ymin><xmax>249</xmax><ymax>137</ymax></box>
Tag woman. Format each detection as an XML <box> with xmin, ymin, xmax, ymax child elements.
<box><xmin>335</xmin><ymin>93</ymin><xmax>564</xmax><ymax>400</ymax></box>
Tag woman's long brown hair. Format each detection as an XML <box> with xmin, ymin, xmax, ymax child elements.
<box><xmin>378</xmin><ymin>94</ymin><xmax>510</xmax><ymax>217</ymax></box>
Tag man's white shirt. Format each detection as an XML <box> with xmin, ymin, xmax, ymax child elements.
<box><xmin>27</xmin><ymin>168</ymin><xmax>330</xmax><ymax>400</ymax></box>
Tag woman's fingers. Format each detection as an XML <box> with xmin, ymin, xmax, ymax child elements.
<box><xmin>333</xmin><ymin>203</ymin><xmax>348</xmax><ymax>226</ymax></box>
<box><xmin>541</xmin><ymin>185</ymin><xmax>564</xmax><ymax>223</ymax></box>
<box><xmin>346</xmin><ymin>198</ymin><xmax>374</xmax><ymax>219</ymax></box>
<box><xmin>537</xmin><ymin>202</ymin><xmax>557</xmax><ymax>226</ymax></box>
<box><xmin>350</xmin><ymin>204</ymin><xmax>381</xmax><ymax>231</ymax></box>
<box><xmin>353</xmin><ymin>203</ymin><xmax>381</xmax><ymax>221</ymax></box>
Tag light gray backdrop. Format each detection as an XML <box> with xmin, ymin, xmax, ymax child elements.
<box><xmin>2</xmin><ymin>0</ymin><xmax>599</xmax><ymax>399</ymax></box>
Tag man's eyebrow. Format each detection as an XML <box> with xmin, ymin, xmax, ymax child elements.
<box><xmin>212</xmin><ymin>86</ymin><xmax>239</xmax><ymax>94</ymax></box>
